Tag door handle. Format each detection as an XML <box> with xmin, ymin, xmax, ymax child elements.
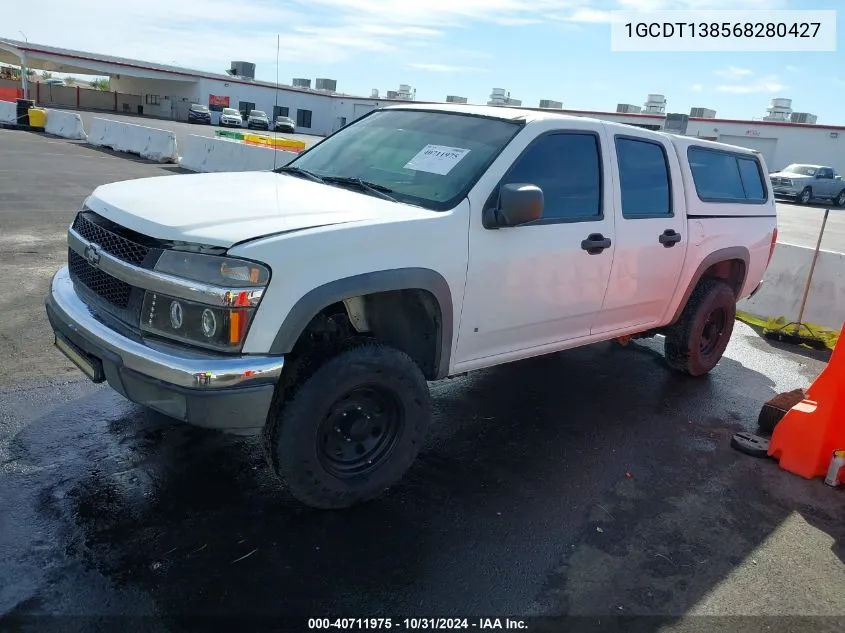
<box><xmin>581</xmin><ymin>233</ymin><xmax>612</xmax><ymax>255</ymax></box>
<box><xmin>659</xmin><ymin>229</ymin><xmax>682</xmax><ymax>247</ymax></box>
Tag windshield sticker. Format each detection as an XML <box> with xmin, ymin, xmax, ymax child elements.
<box><xmin>404</xmin><ymin>145</ymin><xmax>471</xmax><ymax>175</ymax></box>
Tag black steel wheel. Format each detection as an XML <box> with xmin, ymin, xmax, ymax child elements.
<box><xmin>264</xmin><ymin>342</ymin><xmax>431</xmax><ymax>510</ymax></box>
<box><xmin>317</xmin><ymin>385</ymin><xmax>404</xmax><ymax>478</ymax></box>
<box><xmin>699</xmin><ymin>306</ymin><xmax>728</xmax><ymax>357</ymax></box>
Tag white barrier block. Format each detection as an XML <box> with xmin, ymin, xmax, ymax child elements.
<box><xmin>88</xmin><ymin>117</ymin><xmax>110</xmax><ymax>146</ymax></box>
<box><xmin>179</xmin><ymin>134</ymin><xmax>211</xmax><ymax>172</ymax></box>
<box><xmin>0</xmin><ymin>100</ymin><xmax>16</xmax><ymax>124</ymax></box>
<box><xmin>738</xmin><ymin>241</ymin><xmax>845</xmax><ymax>331</ymax></box>
<box><xmin>44</xmin><ymin>109</ymin><xmax>87</xmax><ymax>140</ymax></box>
<box><xmin>178</xmin><ymin>135</ymin><xmax>296</xmax><ymax>173</ymax></box>
<box><xmin>87</xmin><ymin>117</ymin><xmax>178</xmax><ymax>163</ymax></box>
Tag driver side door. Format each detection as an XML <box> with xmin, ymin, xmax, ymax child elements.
<box><xmin>454</xmin><ymin>122</ymin><xmax>616</xmax><ymax>369</ymax></box>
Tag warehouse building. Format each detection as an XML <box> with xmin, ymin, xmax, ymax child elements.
<box><xmin>0</xmin><ymin>38</ymin><xmax>419</xmax><ymax>135</ymax></box>
<box><xmin>1</xmin><ymin>38</ymin><xmax>843</xmax><ymax>172</ymax></box>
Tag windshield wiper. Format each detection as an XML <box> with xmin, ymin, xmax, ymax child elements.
<box><xmin>321</xmin><ymin>176</ymin><xmax>398</xmax><ymax>202</ymax></box>
<box><xmin>274</xmin><ymin>166</ymin><xmax>325</xmax><ymax>183</ymax></box>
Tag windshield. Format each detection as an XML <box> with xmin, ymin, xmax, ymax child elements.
<box><xmin>783</xmin><ymin>164</ymin><xmax>818</xmax><ymax>176</ymax></box>
<box><xmin>191</xmin><ymin>105</ymin><xmax>209</xmax><ymax>112</ymax></box>
<box><xmin>222</xmin><ymin>108</ymin><xmax>239</xmax><ymax>116</ymax></box>
<box><xmin>251</xmin><ymin>111</ymin><xmax>267</xmax><ymax>117</ymax></box>
<box><xmin>285</xmin><ymin>109</ymin><xmax>522</xmax><ymax>210</ymax></box>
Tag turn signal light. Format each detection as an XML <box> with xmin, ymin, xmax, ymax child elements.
<box><xmin>229</xmin><ymin>291</ymin><xmax>251</xmax><ymax>345</ymax></box>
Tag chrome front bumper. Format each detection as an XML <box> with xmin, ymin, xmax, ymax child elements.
<box><xmin>45</xmin><ymin>266</ymin><xmax>285</xmax><ymax>434</ymax></box>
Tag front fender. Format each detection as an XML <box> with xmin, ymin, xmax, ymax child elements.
<box><xmin>268</xmin><ymin>268</ymin><xmax>455</xmax><ymax>379</ymax></box>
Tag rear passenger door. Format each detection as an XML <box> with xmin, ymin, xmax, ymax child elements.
<box><xmin>591</xmin><ymin>130</ymin><xmax>687</xmax><ymax>335</ymax></box>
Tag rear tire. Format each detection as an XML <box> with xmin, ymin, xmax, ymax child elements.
<box><xmin>664</xmin><ymin>278</ymin><xmax>736</xmax><ymax>376</ymax></box>
<box><xmin>264</xmin><ymin>342</ymin><xmax>431</xmax><ymax>510</ymax></box>
<box><xmin>835</xmin><ymin>189</ymin><xmax>845</xmax><ymax>208</ymax></box>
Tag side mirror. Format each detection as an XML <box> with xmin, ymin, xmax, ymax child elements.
<box><xmin>483</xmin><ymin>183</ymin><xmax>544</xmax><ymax>229</ymax></box>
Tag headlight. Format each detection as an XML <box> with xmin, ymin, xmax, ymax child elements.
<box><xmin>140</xmin><ymin>252</ymin><xmax>270</xmax><ymax>352</ymax></box>
<box><xmin>155</xmin><ymin>251</ymin><xmax>270</xmax><ymax>286</ymax></box>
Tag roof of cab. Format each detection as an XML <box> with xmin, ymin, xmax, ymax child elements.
<box><xmin>380</xmin><ymin>102</ymin><xmax>763</xmax><ymax>157</ymax></box>
<box><xmin>380</xmin><ymin>102</ymin><xmax>587</xmax><ymax>124</ymax></box>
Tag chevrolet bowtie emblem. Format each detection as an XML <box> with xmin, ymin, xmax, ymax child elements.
<box><xmin>83</xmin><ymin>244</ymin><xmax>101</xmax><ymax>266</ymax></box>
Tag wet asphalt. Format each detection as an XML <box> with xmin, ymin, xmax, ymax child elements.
<box><xmin>1</xmin><ymin>130</ymin><xmax>845</xmax><ymax>631</ymax></box>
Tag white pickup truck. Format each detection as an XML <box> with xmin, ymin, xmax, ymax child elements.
<box><xmin>46</xmin><ymin>104</ymin><xmax>778</xmax><ymax>509</ymax></box>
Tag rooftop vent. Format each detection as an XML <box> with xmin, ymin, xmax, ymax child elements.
<box><xmin>617</xmin><ymin>103</ymin><xmax>642</xmax><ymax>114</ymax></box>
<box><xmin>690</xmin><ymin>107</ymin><xmax>716</xmax><ymax>118</ymax></box>
<box><xmin>315</xmin><ymin>78</ymin><xmax>337</xmax><ymax>92</ymax></box>
<box><xmin>228</xmin><ymin>61</ymin><xmax>255</xmax><ymax>79</ymax></box>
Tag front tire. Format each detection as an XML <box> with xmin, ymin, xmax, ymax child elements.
<box><xmin>664</xmin><ymin>278</ymin><xmax>736</xmax><ymax>376</ymax></box>
<box><xmin>798</xmin><ymin>187</ymin><xmax>812</xmax><ymax>204</ymax></box>
<box><xmin>265</xmin><ymin>343</ymin><xmax>431</xmax><ymax>510</ymax></box>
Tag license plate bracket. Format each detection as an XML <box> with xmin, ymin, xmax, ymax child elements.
<box><xmin>54</xmin><ymin>334</ymin><xmax>106</xmax><ymax>383</ymax></box>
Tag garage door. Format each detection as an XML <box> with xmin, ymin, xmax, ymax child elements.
<box><xmin>717</xmin><ymin>135</ymin><xmax>779</xmax><ymax>171</ymax></box>
<box><xmin>353</xmin><ymin>103</ymin><xmax>376</xmax><ymax>120</ymax></box>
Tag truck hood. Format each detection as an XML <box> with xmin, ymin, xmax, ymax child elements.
<box><xmin>770</xmin><ymin>171</ymin><xmax>810</xmax><ymax>180</ymax></box>
<box><xmin>84</xmin><ymin>171</ymin><xmax>431</xmax><ymax>248</ymax></box>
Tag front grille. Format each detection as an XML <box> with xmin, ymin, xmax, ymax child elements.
<box><xmin>72</xmin><ymin>212</ymin><xmax>150</xmax><ymax>266</ymax></box>
<box><xmin>69</xmin><ymin>250</ymin><xmax>132</xmax><ymax>308</ymax></box>
<box><xmin>67</xmin><ymin>210</ymin><xmax>165</xmax><ymax>328</ymax></box>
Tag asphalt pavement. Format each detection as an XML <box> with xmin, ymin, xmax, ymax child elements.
<box><xmin>775</xmin><ymin>201</ymin><xmax>845</xmax><ymax>254</ymax></box>
<box><xmin>1</xmin><ymin>130</ymin><xmax>845</xmax><ymax>630</ymax></box>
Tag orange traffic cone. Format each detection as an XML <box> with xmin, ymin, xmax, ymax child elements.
<box><xmin>767</xmin><ymin>323</ymin><xmax>845</xmax><ymax>479</ymax></box>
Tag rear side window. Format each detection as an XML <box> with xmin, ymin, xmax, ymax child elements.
<box><xmin>736</xmin><ymin>157</ymin><xmax>766</xmax><ymax>201</ymax></box>
<box><xmin>615</xmin><ymin>136</ymin><xmax>672</xmax><ymax>218</ymax></box>
<box><xmin>687</xmin><ymin>146</ymin><xmax>768</xmax><ymax>203</ymax></box>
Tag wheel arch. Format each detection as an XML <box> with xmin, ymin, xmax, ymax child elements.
<box><xmin>269</xmin><ymin>268</ymin><xmax>454</xmax><ymax>379</ymax></box>
<box><xmin>668</xmin><ymin>246</ymin><xmax>750</xmax><ymax>325</ymax></box>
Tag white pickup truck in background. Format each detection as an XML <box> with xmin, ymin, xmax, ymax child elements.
<box><xmin>45</xmin><ymin>104</ymin><xmax>778</xmax><ymax>509</ymax></box>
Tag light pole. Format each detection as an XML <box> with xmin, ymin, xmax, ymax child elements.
<box><xmin>18</xmin><ymin>31</ymin><xmax>29</xmax><ymax>100</ymax></box>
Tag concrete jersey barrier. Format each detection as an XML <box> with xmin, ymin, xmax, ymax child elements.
<box><xmin>179</xmin><ymin>134</ymin><xmax>296</xmax><ymax>173</ymax></box>
<box><xmin>0</xmin><ymin>100</ymin><xmax>16</xmax><ymax>124</ymax></box>
<box><xmin>88</xmin><ymin>117</ymin><xmax>178</xmax><ymax>163</ymax></box>
<box><xmin>44</xmin><ymin>109</ymin><xmax>87</xmax><ymax>141</ymax></box>
<box><xmin>738</xmin><ymin>241</ymin><xmax>845</xmax><ymax>332</ymax></box>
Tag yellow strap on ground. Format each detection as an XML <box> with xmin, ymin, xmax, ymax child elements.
<box><xmin>736</xmin><ymin>311</ymin><xmax>840</xmax><ymax>350</ymax></box>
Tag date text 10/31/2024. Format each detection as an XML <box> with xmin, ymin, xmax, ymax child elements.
<box><xmin>308</xmin><ymin>618</ymin><xmax>528</xmax><ymax>630</ymax></box>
